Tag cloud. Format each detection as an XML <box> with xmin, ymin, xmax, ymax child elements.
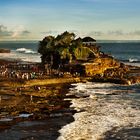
<box><xmin>0</xmin><ymin>24</ymin><xmax>31</xmax><ymax>39</ymax></box>
<box><xmin>22</xmin><ymin>30</ymin><xmax>30</xmax><ymax>35</ymax></box>
<box><xmin>108</xmin><ymin>30</ymin><xmax>124</xmax><ymax>36</ymax></box>
<box><xmin>12</xmin><ymin>25</ymin><xmax>31</xmax><ymax>38</ymax></box>
<box><xmin>41</xmin><ymin>30</ymin><xmax>59</xmax><ymax>37</ymax></box>
<box><xmin>0</xmin><ymin>25</ymin><xmax>13</xmax><ymax>37</ymax></box>
<box><xmin>128</xmin><ymin>30</ymin><xmax>140</xmax><ymax>35</ymax></box>
<box><xmin>108</xmin><ymin>30</ymin><xmax>140</xmax><ymax>36</ymax></box>
<box><xmin>86</xmin><ymin>29</ymin><xmax>140</xmax><ymax>40</ymax></box>
<box><xmin>89</xmin><ymin>31</ymin><xmax>104</xmax><ymax>36</ymax></box>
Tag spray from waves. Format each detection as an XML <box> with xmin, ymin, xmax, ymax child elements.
<box><xmin>15</xmin><ymin>48</ymin><xmax>37</xmax><ymax>54</ymax></box>
<box><xmin>120</xmin><ymin>58</ymin><xmax>139</xmax><ymax>63</ymax></box>
<box><xmin>128</xmin><ymin>58</ymin><xmax>139</xmax><ymax>63</ymax></box>
<box><xmin>120</xmin><ymin>58</ymin><xmax>140</xmax><ymax>67</ymax></box>
<box><xmin>58</xmin><ymin>82</ymin><xmax>140</xmax><ymax>140</ymax></box>
<box><xmin>0</xmin><ymin>50</ymin><xmax>41</xmax><ymax>62</ymax></box>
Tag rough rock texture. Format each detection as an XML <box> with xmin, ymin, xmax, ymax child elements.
<box><xmin>83</xmin><ymin>57</ymin><xmax>121</xmax><ymax>76</ymax></box>
<box><xmin>80</xmin><ymin>56</ymin><xmax>139</xmax><ymax>85</ymax></box>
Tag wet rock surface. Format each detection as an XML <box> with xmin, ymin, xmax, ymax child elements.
<box><xmin>104</xmin><ymin>126</ymin><xmax>140</xmax><ymax>140</ymax></box>
<box><xmin>0</xmin><ymin>82</ymin><xmax>77</xmax><ymax>139</ymax></box>
<box><xmin>0</xmin><ymin>116</ymin><xmax>74</xmax><ymax>140</ymax></box>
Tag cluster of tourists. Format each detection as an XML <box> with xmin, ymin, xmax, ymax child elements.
<box><xmin>0</xmin><ymin>63</ymin><xmax>45</xmax><ymax>80</ymax></box>
<box><xmin>0</xmin><ymin>62</ymin><xmax>82</xmax><ymax>80</ymax></box>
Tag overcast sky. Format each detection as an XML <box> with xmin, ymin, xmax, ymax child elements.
<box><xmin>0</xmin><ymin>0</ymin><xmax>140</xmax><ymax>40</ymax></box>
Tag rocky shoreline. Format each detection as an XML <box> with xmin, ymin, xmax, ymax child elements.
<box><xmin>0</xmin><ymin>62</ymin><xmax>89</xmax><ymax>136</ymax></box>
<box><xmin>0</xmin><ymin>58</ymin><xmax>140</xmax><ymax>117</ymax></box>
<box><xmin>0</xmin><ymin>75</ymin><xmax>95</xmax><ymax>139</ymax></box>
<box><xmin>0</xmin><ymin>55</ymin><xmax>140</xmax><ymax>139</ymax></box>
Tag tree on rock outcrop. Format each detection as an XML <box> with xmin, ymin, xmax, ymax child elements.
<box><xmin>38</xmin><ymin>31</ymin><xmax>98</xmax><ymax>69</ymax></box>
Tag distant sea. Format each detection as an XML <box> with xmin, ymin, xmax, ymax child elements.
<box><xmin>98</xmin><ymin>40</ymin><xmax>140</xmax><ymax>67</ymax></box>
<box><xmin>0</xmin><ymin>41</ymin><xmax>41</xmax><ymax>62</ymax></box>
<box><xmin>0</xmin><ymin>40</ymin><xmax>140</xmax><ymax>66</ymax></box>
<box><xmin>0</xmin><ymin>40</ymin><xmax>140</xmax><ymax>140</ymax></box>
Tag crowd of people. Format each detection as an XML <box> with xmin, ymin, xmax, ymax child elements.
<box><xmin>0</xmin><ymin>63</ymin><xmax>45</xmax><ymax>80</ymax></box>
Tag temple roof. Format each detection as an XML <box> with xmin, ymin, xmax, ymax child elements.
<box><xmin>82</xmin><ymin>37</ymin><xmax>96</xmax><ymax>42</ymax></box>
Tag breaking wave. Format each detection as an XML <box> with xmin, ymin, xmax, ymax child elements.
<box><xmin>0</xmin><ymin>50</ymin><xmax>41</xmax><ymax>62</ymax></box>
<box><xmin>121</xmin><ymin>58</ymin><xmax>139</xmax><ymax>63</ymax></box>
<box><xmin>120</xmin><ymin>58</ymin><xmax>140</xmax><ymax>67</ymax></box>
<box><xmin>16</xmin><ymin>48</ymin><xmax>37</xmax><ymax>54</ymax></box>
<box><xmin>58</xmin><ymin>82</ymin><xmax>140</xmax><ymax>140</ymax></box>
<box><xmin>129</xmin><ymin>58</ymin><xmax>139</xmax><ymax>63</ymax></box>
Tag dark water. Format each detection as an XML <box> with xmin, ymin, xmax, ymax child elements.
<box><xmin>0</xmin><ymin>41</ymin><xmax>38</xmax><ymax>51</ymax></box>
<box><xmin>0</xmin><ymin>116</ymin><xmax>74</xmax><ymax>140</ymax></box>
<box><xmin>98</xmin><ymin>41</ymin><xmax>140</xmax><ymax>63</ymax></box>
<box><xmin>0</xmin><ymin>41</ymin><xmax>41</xmax><ymax>62</ymax></box>
<box><xmin>0</xmin><ymin>40</ymin><xmax>140</xmax><ymax>64</ymax></box>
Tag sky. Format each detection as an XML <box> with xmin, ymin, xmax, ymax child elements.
<box><xmin>0</xmin><ymin>0</ymin><xmax>140</xmax><ymax>40</ymax></box>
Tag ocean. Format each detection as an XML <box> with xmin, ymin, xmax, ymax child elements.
<box><xmin>0</xmin><ymin>40</ymin><xmax>140</xmax><ymax>65</ymax></box>
<box><xmin>0</xmin><ymin>41</ymin><xmax>140</xmax><ymax>139</ymax></box>
<box><xmin>99</xmin><ymin>41</ymin><xmax>140</xmax><ymax>67</ymax></box>
<box><xmin>0</xmin><ymin>41</ymin><xmax>41</xmax><ymax>62</ymax></box>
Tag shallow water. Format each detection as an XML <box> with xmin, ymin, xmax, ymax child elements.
<box><xmin>58</xmin><ymin>82</ymin><xmax>140</xmax><ymax>140</ymax></box>
<box><xmin>0</xmin><ymin>93</ymin><xmax>75</xmax><ymax>140</ymax></box>
<box><xmin>0</xmin><ymin>116</ymin><xmax>74</xmax><ymax>140</ymax></box>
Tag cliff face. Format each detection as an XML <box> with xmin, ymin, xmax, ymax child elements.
<box><xmin>83</xmin><ymin>57</ymin><xmax>121</xmax><ymax>76</ymax></box>
<box><xmin>77</xmin><ymin>56</ymin><xmax>134</xmax><ymax>84</ymax></box>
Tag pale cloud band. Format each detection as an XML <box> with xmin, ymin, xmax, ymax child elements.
<box><xmin>0</xmin><ymin>24</ymin><xmax>30</xmax><ymax>39</ymax></box>
<box><xmin>1</xmin><ymin>24</ymin><xmax>140</xmax><ymax>40</ymax></box>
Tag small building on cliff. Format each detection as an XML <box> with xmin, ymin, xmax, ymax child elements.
<box><xmin>82</xmin><ymin>37</ymin><xmax>100</xmax><ymax>57</ymax></box>
<box><xmin>82</xmin><ymin>37</ymin><xmax>96</xmax><ymax>46</ymax></box>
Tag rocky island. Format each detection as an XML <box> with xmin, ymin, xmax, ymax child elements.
<box><xmin>38</xmin><ymin>31</ymin><xmax>140</xmax><ymax>85</ymax></box>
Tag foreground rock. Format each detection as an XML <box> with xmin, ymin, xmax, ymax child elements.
<box><xmin>0</xmin><ymin>81</ymin><xmax>77</xmax><ymax>133</ymax></box>
<box><xmin>68</xmin><ymin>56</ymin><xmax>139</xmax><ymax>85</ymax></box>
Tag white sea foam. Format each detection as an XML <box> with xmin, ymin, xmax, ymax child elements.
<box><xmin>125</xmin><ymin>62</ymin><xmax>140</xmax><ymax>67</ymax></box>
<box><xmin>129</xmin><ymin>58</ymin><xmax>139</xmax><ymax>63</ymax></box>
<box><xmin>0</xmin><ymin>50</ymin><xmax>41</xmax><ymax>62</ymax></box>
<box><xmin>0</xmin><ymin>118</ymin><xmax>13</xmax><ymax>122</ymax></box>
<box><xmin>19</xmin><ymin>113</ymin><xmax>33</xmax><ymax>118</ymax></box>
<box><xmin>58</xmin><ymin>82</ymin><xmax>140</xmax><ymax>140</ymax></box>
<box><xmin>16</xmin><ymin>48</ymin><xmax>37</xmax><ymax>54</ymax></box>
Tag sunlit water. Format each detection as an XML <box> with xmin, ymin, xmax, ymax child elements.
<box><xmin>100</xmin><ymin>41</ymin><xmax>140</xmax><ymax>67</ymax></box>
